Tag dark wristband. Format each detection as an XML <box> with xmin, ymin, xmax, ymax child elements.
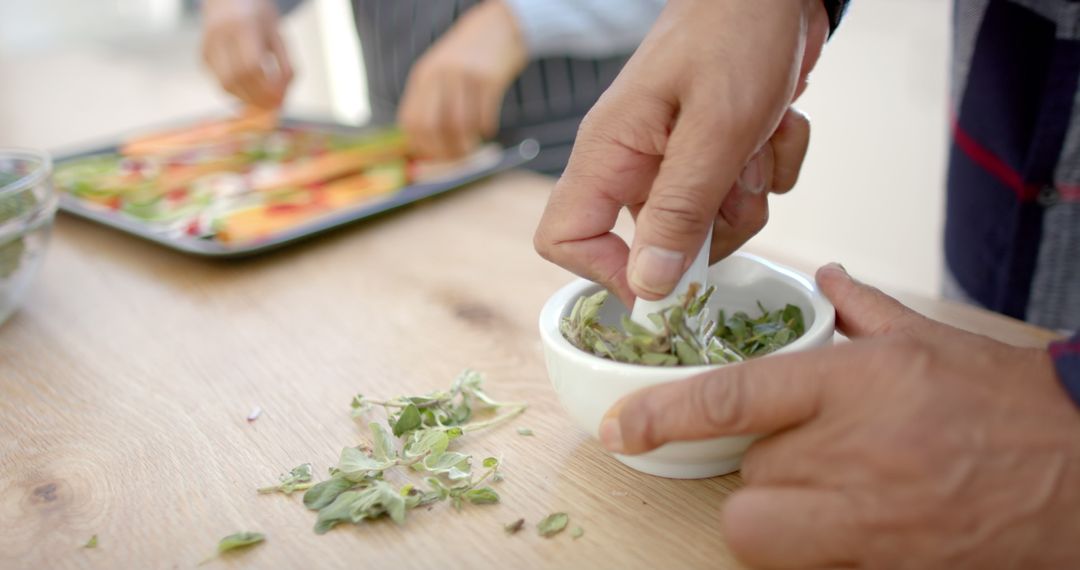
<box><xmin>1050</xmin><ymin>332</ymin><xmax>1080</xmax><ymax>412</ymax></box>
<box><xmin>822</xmin><ymin>0</ymin><xmax>851</xmax><ymax>38</ymax></box>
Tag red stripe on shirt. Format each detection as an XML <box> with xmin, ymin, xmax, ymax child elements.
<box><xmin>1058</xmin><ymin>184</ymin><xmax>1080</xmax><ymax>202</ymax></box>
<box><xmin>1050</xmin><ymin>339</ymin><xmax>1080</xmax><ymax>359</ymax></box>
<box><xmin>951</xmin><ymin>119</ymin><xmax>1041</xmax><ymax>202</ymax></box>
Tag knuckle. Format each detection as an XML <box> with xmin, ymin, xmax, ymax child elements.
<box><xmin>620</xmin><ymin>394</ymin><xmax>663</xmax><ymax>450</ymax></box>
<box><xmin>697</xmin><ymin>373</ymin><xmax>751</xmax><ymax>432</ymax></box>
<box><xmin>532</xmin><ymin>229</ymin><xmax>554</xmax><ymax>261</ymax></box>
<box><xmin>645</xmin><ymin>191</ymin><xmax>712</xmax><ymax>239</ymax></box>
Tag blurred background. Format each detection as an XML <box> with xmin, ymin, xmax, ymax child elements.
<box><xmin>0</xmin><ymin>0</ymin><xmax>949</xmax><ymax>297</ymax></box>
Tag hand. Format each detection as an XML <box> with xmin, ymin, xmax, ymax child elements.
<box><xmin>601</xmin><ymin>264</ymin><xmax>1080</xmax><ymax>569</ymax></box>
<box><xmin>397</xmin><ymin>0</ymin><xmax>528</xmax><ymax>159</ymax></box>
<box><xmin>201</xmin><ymin>0</ymin><xmax>294</xmax><ymax>109</ymax></box>
<box><xmin>533</xmin><ymin>0</ymin><xmax>827</xmax><ymax>307</ymax></box>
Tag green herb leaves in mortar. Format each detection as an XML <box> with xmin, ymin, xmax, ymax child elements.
<box><xmin>561</xmin><ymin>283</ymin><xmax>805</xmax><ymax>366</ymax></box>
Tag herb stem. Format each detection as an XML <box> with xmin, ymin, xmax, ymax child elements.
<box><xmin>460</xmin><ymin>405</ymin><xmax>527</xmax><ymax>433</ymax></box>
<box><xmin>257</xmin><ymin>482</ymin><xmax>314</xmax><ymax>494</ymax></box>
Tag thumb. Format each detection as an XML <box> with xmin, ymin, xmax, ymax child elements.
<box><xmin>599</xmin><ymin>345</ymin><xmax>845</xmax><ymax>454</ymax></box>
<box><xmin>816</xmin><ymin>263</ymin><xmax>927</xmax><ymax>339</ymax></box>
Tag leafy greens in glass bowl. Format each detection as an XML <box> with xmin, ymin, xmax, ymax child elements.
<box><xmin>0</xmin><ymin>149</ymin><xmax>57</xmax><ymax>326</ymax></box>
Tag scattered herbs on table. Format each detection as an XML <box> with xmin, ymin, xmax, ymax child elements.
<box><xmin>504</xmin><ymin>518</ymin><xmax>526</xmax><ymax>535</ymax></box>
<box><xmin>537</xmin><ymin>512</ymin><xmax>570</xmax><ymax>538</ymax></box>
<box><xmin>257</xmin><ymin>463</ymin><xmax>314</xmax><ymax>495</ymax></box>
<box><xmin>260</xmin><ymin>370</ymin><xmax>528</xmax><ymax>535</ymax></box>
<box><xmin>516</xmin><ymin>427</ymin><xmax>534</xmax><ymax>437</ymax></box>
<box><xmin>571</xmin><ymin>526</ymin><xmax>585</xmax><ymax>540</ymax></box>
<box><xmin>82</xmin><ymin>534</ymin><xmax>98</xmax><ymax>549</ymax></box>
<box><xmin>199</xmin><ymin>532</ymin><xmax>265</xmax><ymax>565</ymax></box>
<box><xmin>561</xmin><ymin>283</ymin><xmax>805</xmax><ymax>366</ymax></box>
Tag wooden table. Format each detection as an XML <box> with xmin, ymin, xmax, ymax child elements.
<box><xmin>0</xmin><ymin>171</ymin><xmax>1058</xmax><ymax>569</ymax></box>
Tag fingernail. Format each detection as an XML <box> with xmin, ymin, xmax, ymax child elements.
<box><xmin>630</xmin><ymin>246</ymin><xmax>686</xmax><ymax>297</ymax></box>
<box><xmin>824</xmin><ymin>262</ymin><xmax>847</xmax><ymax>274</ymax></box>
<box><xmin>599</xmin><ymin>418</ymin><xmax>625</xmax><ymax>453</ymax></box>
<box><xmin>739</xmin><ymin>153</ymin><xmax>766</xmax><ymax>195</ymax></box>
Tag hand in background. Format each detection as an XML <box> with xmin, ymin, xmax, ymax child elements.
<box><xmin>201</xmin><ymin>0</ymin><xmax>294</xmax><ymax>109</ymax></box>
<box><xmin>602</xmin><ymin>263</ymin><xmax>1080</xmax><ymax>569</ymax></box>
<box><xmin>398</xmin><ymin>0</ymin><xmax>528</xmax><ymax>159</ymax></box>
<box><xmin>534</xmin><ymin>0</ymin><xmax>827</xmax><ymax>307</ymax></box>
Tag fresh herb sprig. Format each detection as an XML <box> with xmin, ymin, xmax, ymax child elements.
<box><xmin>351</xmin><ymin>369</ymin><xmax>527</xmax><ymax>435</ymax></box>
<box><xmin>257</xmin><ymin>463</ymin><xmax>313</xmax><ymax>495</ymax></box>
<box><xmin>561</xmin><ymin>283</ymin><xmax>805</xmax><ymax>366</ymax></box>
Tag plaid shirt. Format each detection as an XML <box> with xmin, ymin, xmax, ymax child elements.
<box><xmin>947</xmin><ymin>0</ymin><xmax>1080</xmax><ymax>407</ymax></box>
<box><xmin>836</xmin><ymin>0</ymin><xmax>1080</xmax><ymax>406</ymax></box>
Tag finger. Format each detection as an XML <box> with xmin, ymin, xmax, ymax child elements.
<box><xmin>533</xmin><ymin>89</ymin><xmax>671</xmax><ymax>307</ymax></box>
<box><xmin>215</xmin><ymin>45</ymin><xmax>254</xmax><ymax>105</ymax></box>
<box><xmin>222</xmin><ymin>35</ymin><xmax>263</xmax><ymax>106</ymax></box>
<box><xmin>816</xmin><ymin>263</ymin><xmax>927</xmax><ymax>339</ymax></box>
<box><xmin>400</xmin><ymin>70</ymin><xmax>450</xmax><ymax>158</ymax></box>
<box><xmin>599</xmin><ymin>345</ymin><xmax>859</xmax><ymax>454</ymax></box>
<box><xmin>478</xmin><ymin>84</ymin><xmax>503</xmax><ymax>139</ymax></box>
<box><xmin>709</xmin><ymin>179</ymin><xmax>770</xmax><ymax>263</ymax></box>
<box><xmin>739</xmin><ymin>431</ymin><xmax>821</xmax><ymax>486</ymax></box>
<box><xmin>768</xmin><ymin>108</ymin><xmax>811</xmax><ymax>194</ymax></box>
<box><xmin>397</xmin><ymin>73</ymin><xmax>426</xmax><ymax>153</ymax></box>
<box><xmin>442</xmin><ymin>76</ymin><xmax>476</xmax><ymax>157</ymax></box>
<box><xmin>267</xmin><ymin>32</ymin><xmax>295</xmax><ymax>103</ymax></box>
<box><xmin>235</xmin><ymin>33</ymin><xmax>277</xmax><ymax>108</ymax></box>
<box><xmin>628</xmin><ymin>95</ymin><xmax>760</xmax><ymax>300</ymax></box>
<box><xmin>723</xmin><ymin>488</ymin><xmax>861</xmax><ymax>569</ymax></box>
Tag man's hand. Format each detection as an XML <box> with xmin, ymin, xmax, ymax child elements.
<box><xmin>533</xmin><ymin>0</ymin><xmax>828</xmax><ymax>307</ymax></box>
<box><xmin>601</xmin><ymin>264</ymin><xmax>1080</xmax><ymax>568</ymax></box>
<box><xmin>201</xmin><ymin>0</ymin><xmax>294</xmax><ymax>109</ymax></box>
<box><xmin>397</xmin><ymin>1</ymin><xmax>528</xmax><ymax>159</ymax></box>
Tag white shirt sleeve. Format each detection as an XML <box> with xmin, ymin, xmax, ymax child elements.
<box><xmin>501</xmin><ymin>0</ymin><xmax>665</xmax><ymax>59</ymax></box>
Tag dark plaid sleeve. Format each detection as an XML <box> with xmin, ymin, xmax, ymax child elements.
<box><xmin>822</xmin><ymin>0</ymin><xmax>851</xmax><ymax>38</ymax></box>
<box><xmin>1050</xmin><ymin>332</ymin><xmax>1080</xmax><ymax>411</ymax></box>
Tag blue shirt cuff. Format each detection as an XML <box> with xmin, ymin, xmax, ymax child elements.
<box><xmin>1050</xmin><ymin>331</ymin><xmax>1080</xmax><ymax>410</ymax></box>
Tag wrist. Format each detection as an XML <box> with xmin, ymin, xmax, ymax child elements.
<box><xmin>470</xmin><ymin>1</ymin><xmax>528</xmax><ymax>80</ymax></box>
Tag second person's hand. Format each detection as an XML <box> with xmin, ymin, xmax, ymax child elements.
<box><xmin>201</xmin><ymin>0</ymin><xmax>294</xmax><ymax>109</ymax></box>
<box><xmin>397</xmin><ymin>0</ymin><xmax>528</xmax><ymax>160</ymax></box>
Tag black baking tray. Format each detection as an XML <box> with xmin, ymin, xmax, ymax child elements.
<box><xmin>53</xmin><ymin>117</ymin><xmax>538</xmax><ymax>257</ymax></box>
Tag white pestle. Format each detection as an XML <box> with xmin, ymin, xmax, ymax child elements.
<box><xmin>630</xmin><ymin>227</ymin><xmax>713</xmax><ymax>331</ymax></box>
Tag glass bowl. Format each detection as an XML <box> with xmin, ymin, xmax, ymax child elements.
<box><xmin>0</xmin><ymin>149</ymin><xmax>57</xmax><ymax>326</ymax></box>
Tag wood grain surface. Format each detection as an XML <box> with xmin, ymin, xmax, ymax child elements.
<box><xmin>0</xmin><ymin>171</ymin><xmax>1055</xmax><ymax>570</ymax></box>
